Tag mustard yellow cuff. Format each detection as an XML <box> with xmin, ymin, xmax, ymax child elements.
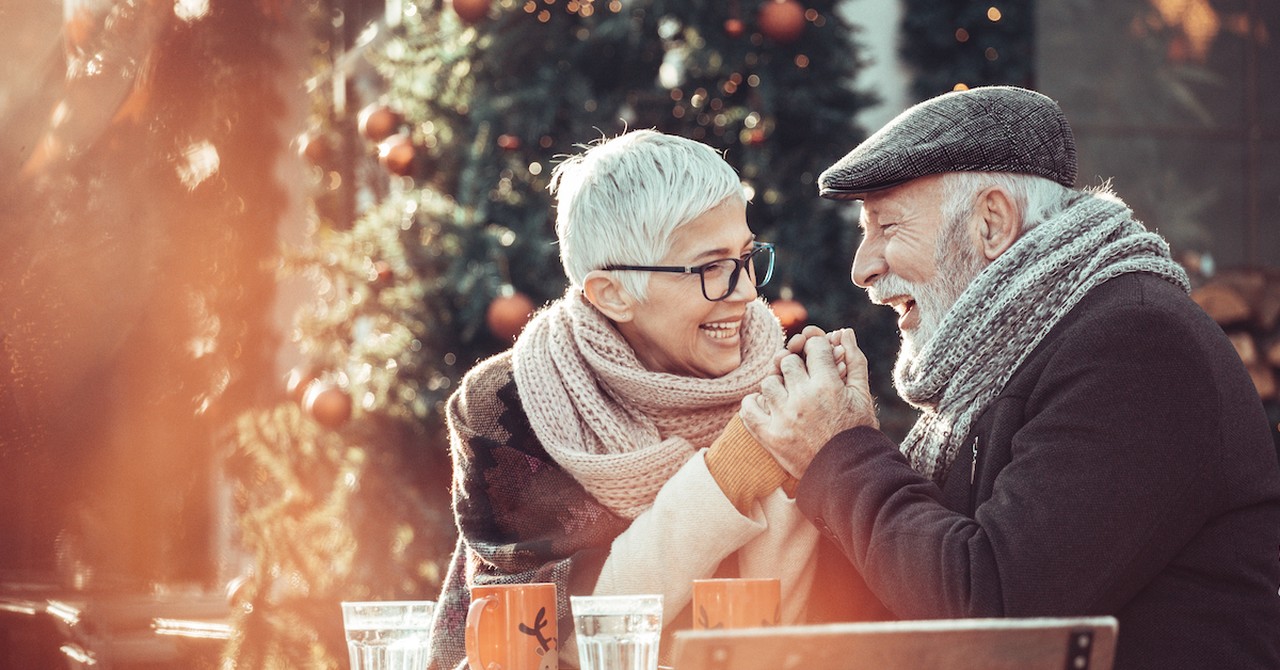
<box><xmin>706</xmin><ymin>415</ymin><xmax>789</xmax><ymax>514</ymax></box>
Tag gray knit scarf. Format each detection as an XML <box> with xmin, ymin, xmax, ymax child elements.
<box><xmin>895</xmin><ymin>187</ymin><xmax>1191</xmax><ymax>484</ymax></box>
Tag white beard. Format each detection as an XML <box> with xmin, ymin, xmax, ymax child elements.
<box><xmin>868</xmin><ymin>228</ymin><xmax>987</xmax><ymax>381</ymax></box>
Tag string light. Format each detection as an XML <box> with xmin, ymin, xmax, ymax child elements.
<box><xmin>955</xmin><ymin>28</ymin><xmax>970</xmax><ymax>42</ymax></box>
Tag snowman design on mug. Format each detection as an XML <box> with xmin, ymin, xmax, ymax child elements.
<box><xmin>518</xmin><ymin>606</ymin><xmax>558</xmax><ymax>670</ymax></box>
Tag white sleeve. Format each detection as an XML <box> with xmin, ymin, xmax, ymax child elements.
<box><xmin>736</xmin><ymin>489</ymin><xmax>821</xmax><ymax>624</ymax></box>
<box><xmin>591</xmin><ymin>450</ymin><xmax>766</xmax><ymax>624</ymax></box>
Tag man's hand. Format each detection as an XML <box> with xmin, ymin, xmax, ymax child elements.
<box><xmin>742</xmin><ymin>327</ymin><xmax>879</xmax><ymax>480</ymax></box>
<box><xmin>779</xmin><ymin>325</ymin><xmax>851</xmax><ymax>380</ymax></box>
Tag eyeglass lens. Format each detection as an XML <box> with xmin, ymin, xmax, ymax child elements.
<box><xmin>702</xmin><ymin>245</ymin><xmax>774</xmax><ymax>301</ymax></box>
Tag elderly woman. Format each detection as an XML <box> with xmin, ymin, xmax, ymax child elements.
<box><xmin>425</xmin><ymin>130</ymin><xmax>880</xmax><ymax>669</ymax></box>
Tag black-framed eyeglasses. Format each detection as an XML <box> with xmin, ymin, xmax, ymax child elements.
<box><xmin>603</xmin><ymin>241</ymin><xmax>775</xmax><ymax>302</ymax></box>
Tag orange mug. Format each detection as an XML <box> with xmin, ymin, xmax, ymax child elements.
<box><xmin>466</xmin><ymin>582</ymin><xmax>559</xmax><ymax>670</ymax></box>
<box><xmin>692</xmin><ymin>577</ymin><xmax>781</xmax><ymax>630</ymax></box>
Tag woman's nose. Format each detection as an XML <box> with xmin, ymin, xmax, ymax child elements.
<box><xmin>727</xmin><ymin>265</ymin><xmax>758</xmax><ymax>302</ymax></box>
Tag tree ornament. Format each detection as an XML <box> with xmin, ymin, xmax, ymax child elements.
<box><xmin>298</xmin><ymin>130</ymin><xmax>333</xmax><ymax>166</ymax></box>
<box><xmin>378</xmin><ymin>134</ymin><xmax>416</xmax><ymax>176</ymax></box>
<box><xmin>486</xmin><ymin>291</ymin><xmax>535</xmax><ymax>341</ymax></box>
<box><xmin>769</xmin><ymin>298</ymin><xmax>808</xmax><ymax>337</ymax></box>
<box><xmin>724</xmin><ymin>18</ymin><xmax>745</xmax><ymax>38</ymax></box>
<box><xmin>370</xmin><ymin>260</ymin><xmax>394</xmax><ymax>287</ymax></box>
<box><xmin>451</xmin><ymin>0</ymin><xmax>491</xmax><ymax>24</ymax></box>
<box><xmin>758</xmin><ymin>0</ymin><xmax>806</xmax><ymax>44</ymax></box>
<box><xmin>285</xmin><ymin>364</ymin><xmax>319</xmax><ymax>402</ymax></box>
<box><xmin>303</xmin><ymin>380</ymin><xmax>353</xmax><ymax>429</ymax></box>
<box><xmin>358</xmin><ymin>103</ymin><xmax>404</xmax><ymax>142</ymax></box>
<box><xmin>496</xmin><ymin>134</ymin><xmax>522</xmax><ymax>151</ymax></box>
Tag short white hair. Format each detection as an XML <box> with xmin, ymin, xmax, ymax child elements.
<box><xmin>549</xmin><ymin>130</ymin><xmax>746</xmax><ymax>301</ymax></box>
<box><xmin>938</xmin><ymin>171</ymin><xmax>1077</xmax><ymax>233</ymax></box>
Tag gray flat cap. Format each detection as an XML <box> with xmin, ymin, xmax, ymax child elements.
<box><xmin>818</xmin><ymin>86</ymin><xmax>1077</xmax><ymax>200</ymax></box>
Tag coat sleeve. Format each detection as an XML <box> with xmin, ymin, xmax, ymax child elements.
<box><xmin>795</xmin><ymin>298</ymin><xmax>1222</xmax><ymax>619</ymax></box>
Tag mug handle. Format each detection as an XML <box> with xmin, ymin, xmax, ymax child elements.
<box><xmin>465</xmin><ymin>594</ymin><xmax>496</xmax><ymax>670</ymax></box>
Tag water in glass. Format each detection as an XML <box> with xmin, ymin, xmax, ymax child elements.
<box><xmin>574</xmin><ymin>610</ymin><xmax>661</xmax><ymax>670</ymax></box>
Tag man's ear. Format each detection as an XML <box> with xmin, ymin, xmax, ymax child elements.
<box><xmin>582</xmin><ymin>270</ymin><xmax>636</xmax><ymax>322</ymax></box>
<box><xmin>975</xmin><ymin>186</ymin><xmax>1022</xmax><ymax>261</ymax></box>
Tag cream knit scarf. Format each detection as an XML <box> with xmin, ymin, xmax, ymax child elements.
<box><xmin>896</xmin><ymin>187</ymin><xmax>1191</xmax><ymax>484</ymax></box>
<box><xmin>512</xmin><ymin>289</ymin><xmax>783</xmax><ymax>519</ymax></box>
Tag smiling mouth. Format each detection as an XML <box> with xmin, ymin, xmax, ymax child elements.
<box><xmin>876</xmin><ymin>295</ymin><xmax>917</xmax><ymax>327</ymax></box>
<box><xmin>701</xmin><ymin>320</ymin><xmax>741</xmax><ymax>340</ymax></box>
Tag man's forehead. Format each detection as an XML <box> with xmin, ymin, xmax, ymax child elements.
<box><xmin>860</xmin><ymin>178</ymin><xmax>942</xmax><ymax>219</ymax></box>
<box><xmin>860</xmin><ymin>189</ymin><xmax>910</xmax><ymax>220</ymax></box>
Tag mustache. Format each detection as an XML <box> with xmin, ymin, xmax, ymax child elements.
<box><xmin>867</xmin><ymin>273</ymin><xmax>920</xmax><ymax>304</ymax></box>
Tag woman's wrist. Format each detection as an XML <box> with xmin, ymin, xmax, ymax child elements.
<box><xmin>705</xmin><ymin>415</ymin><xmax>789</xmax><ymax>513</ymax></box>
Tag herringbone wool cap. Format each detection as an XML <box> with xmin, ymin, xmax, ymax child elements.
<box><xmin>818</xmin><ymin>86</ymin><xmax>1077</xmax><ymax>200</ymax></box>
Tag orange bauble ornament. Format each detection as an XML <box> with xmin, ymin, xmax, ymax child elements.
<box><xmin>487</xmin><ymin>291</ymin><xmax>535</xmax><ymax>341</ymax></box>
<box><xmin>303</xmin><ymin>380</ymin><xmax>353</xmax><ymax>430</ymax></box>
<box><xmin>724</xmin><ymin>18</ymin><xmax>745</xmax><ymax>38</ymax></box>
<box><xmin>769</xmin><ymin>298</ymin><xmax>809</xmax><ymax>337</ymax></box>
<box><xmin>451</xmin><ymin>0</ymin><xmax>491</xmax><ymax>24</ymax></box>
<box><xmin>285</xmin><ymin>364</ymin><xmax>319</xmax><ymax>402</ymax></box>
<box><xmin>370</xmin><ymin>260</ymin><xmax>394</xmax><ymax>287</ymax></box>
<box><xmin>758</xmin><ymin>0</ymin><xmax>806</xmax><ymax>44</ymax></box>
<box><xmin>378</xmin><ymin>134</ymin><xmax>416</xmax><ymax>176</ymax></box>
<box><xmin>298</xmin><ymin>131</ymin><xmax>333</xmax><ymax>166</ymax></box>
<box><xmin>358</xmin><ymin>103</ymin><xmax>403</xmax><ymax>142</ymax></box>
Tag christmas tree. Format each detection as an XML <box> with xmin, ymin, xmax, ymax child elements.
<box><xmin>900</xmin><ymin>0</ymin><xmax>1034</xmax><ymax>97</ymax></box>
<box><xmin>228</xmin><ymin>0</ymin><xmax>885</xmax><ymax>665</ymax></box>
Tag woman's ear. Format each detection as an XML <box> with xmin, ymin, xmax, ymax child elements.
<box><xmin>976</xmin><ymin>186</ymin><xmax>1023</xmax><ymax>260</ymax></box>
<box><xmin>582</xmin><ymin>270</ymin><xmax>636</xmax><ymax>322</ymax></box>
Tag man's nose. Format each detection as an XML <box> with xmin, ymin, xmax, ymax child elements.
<box><xmin>851</xmin><ymin>240</ymin><xmax>885</xmax><ymax>288</ymax></box>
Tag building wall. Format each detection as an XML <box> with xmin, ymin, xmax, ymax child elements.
<box><xmin>841</xmin><ymin>0</ymin><xmax>914</xmax><ymax>132</ymax></box>
<box><xmin>1037</xmin><ymin>0</ymin><xmax>1279</xmax><ymax>270</ymax></box>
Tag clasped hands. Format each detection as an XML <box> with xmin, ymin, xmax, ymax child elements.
<box><xmin>741</xmin><ymin>326</ymin><xmax>879</xmax><ymax>481</ymax></box>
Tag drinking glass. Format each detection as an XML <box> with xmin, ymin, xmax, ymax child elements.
<box><xmin>341</xmin><ymin>600</ymin><xmax>434</xmax><ymax>670</ymax></box>
<box><xmin>571</xmin><ymin>594</ymin><xmax>663</xmax><ymax>670</ymax></box>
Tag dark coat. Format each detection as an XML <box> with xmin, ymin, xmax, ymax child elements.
<box><xmin>796</xmin><ymin>273</ymin><xmax>1280</xmax><ymax>669</ymax></box>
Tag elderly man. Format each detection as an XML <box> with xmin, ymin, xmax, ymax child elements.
<box><xmin>742</xmin><ymin>86</ymin><xmax>1280</xmax><ymax>669</ymax></box>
